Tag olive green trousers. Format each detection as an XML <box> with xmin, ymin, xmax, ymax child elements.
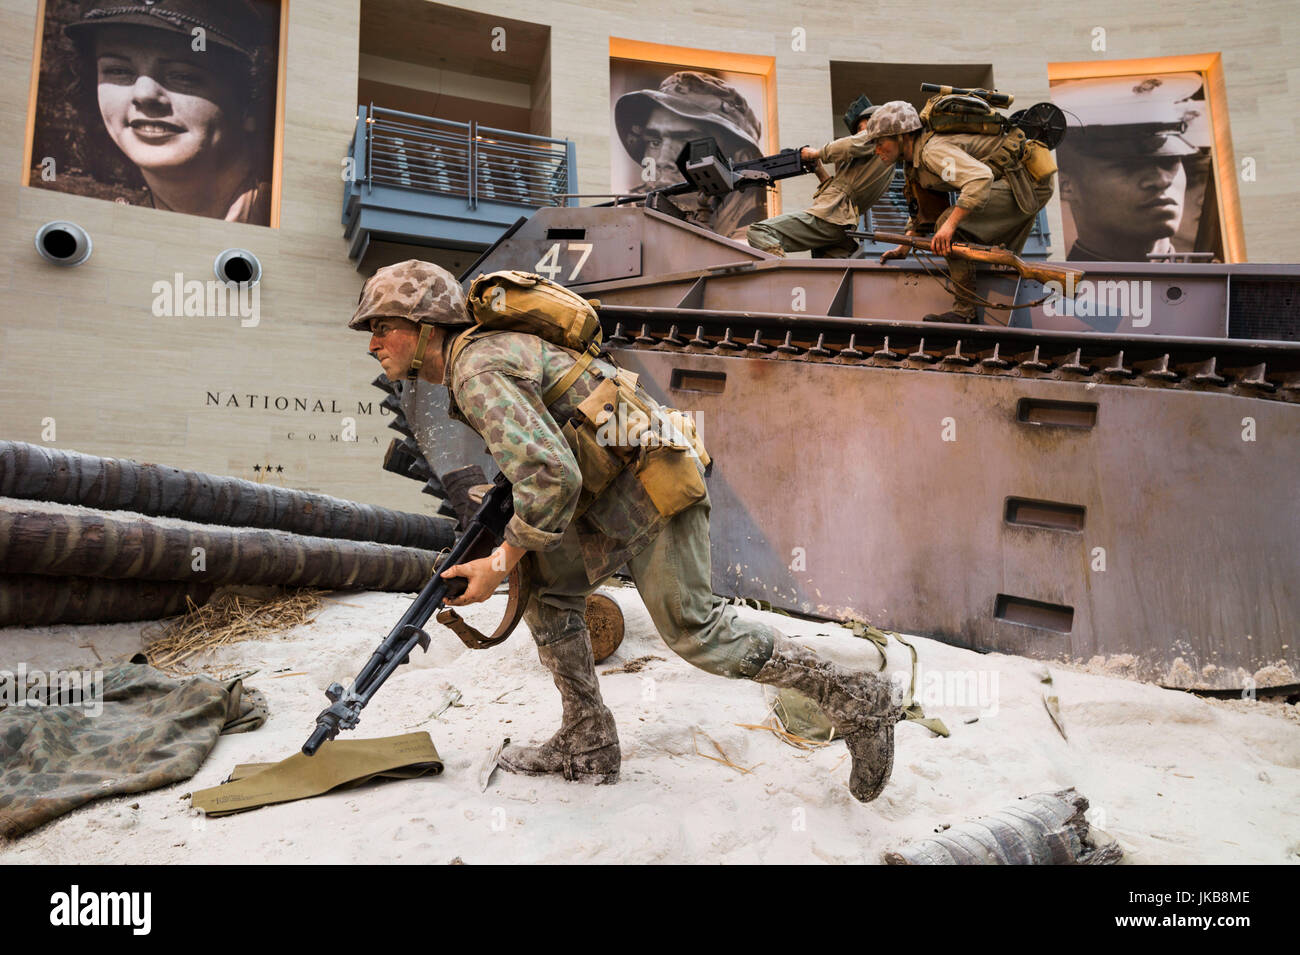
<box><xmin>938</xmin><ymin>173</ymin><xmax>1056</xmax><ymax>318</ymax></box>
<box><xmin>746</xmin><ymin>211</ymin><xmax>857</xmax><ymax>257</ymax></box>
<box><xmin>525</xmin><ymin>489</ymin><xmax>776</xmax><ymax>679</ymax></box>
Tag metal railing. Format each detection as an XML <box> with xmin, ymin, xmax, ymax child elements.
<box><xmin>349</xmin><ymin>105</ymin><xmax>576</xmax><ymax>209</ymax></box>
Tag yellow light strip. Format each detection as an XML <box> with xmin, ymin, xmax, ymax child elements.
<box><xmin>20</xmin><ymin>0</ymin><xmax>48</xmax><ymax>189</ymax></box>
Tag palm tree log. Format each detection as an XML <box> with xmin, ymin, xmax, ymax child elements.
<box><xmin>0</xmin><ymin>441</ymin><xmax>454</xmax><ymax>550</ymax></box>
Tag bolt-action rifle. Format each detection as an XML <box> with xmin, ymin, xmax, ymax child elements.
<box><xmin>851</xmin><ymin>230</ymin><xmax>1085</xmax><ymax>291</ymax></box>
<box><xmin>302</xmin><ymin>472</ymin><xmax>528</xmax><ymax>755</ymax></box>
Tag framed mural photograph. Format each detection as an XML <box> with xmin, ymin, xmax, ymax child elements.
<box><xmin>1049</xmin><ymin>55</ymin><xmax>1244</xmax><ymax>263</ymax></box>
<box><xmin>23</xmin><ymin>0</ymin><xmax>286</xmax><ymax>227</ymax></box>
<box><xmin>610</xmin><ymin>38</ymin><xmax>777</xmax><ymax>241</ymax></box>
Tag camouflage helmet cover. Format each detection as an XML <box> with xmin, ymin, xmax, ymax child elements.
<box><xmin>615</xmin><ymin>71</ymin><xmax>763</xmax><ymax>162</ymax></box>
<box><xmin>861</xmin><ymin>101</ymin><xmax>923</xmax><ymax>141</ymax></box>
<box><xmin>349</xmin><ymin>260</ymin><xmax>471</xmax><ymax>331</ymax></box>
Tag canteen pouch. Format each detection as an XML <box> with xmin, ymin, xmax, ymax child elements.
<box><xmin>1021</xmin><ymin>140</ymin><xmax>1057</xmax><ymax>181</ymax></box>
<box><xmin>636</xmin><ymin>443</ymin><xmax>708</xmax><ymax>519</ymax></box>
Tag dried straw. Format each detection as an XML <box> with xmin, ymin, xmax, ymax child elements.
<box><xmin>600</xmin><ymin>654</ymin><xmax>665</xmax><ymax>675</ymax></box>
<box><xmin>691</xmin><ymin>728</ymin><xmax>761</xmax><ymax>775</ymax></box>
<box><xmin>144</xmin><ymin>588</ymin><xmax>323</xmax><ymax>672</ymax></box>
<box><xmin>734</xmin><ymin>717</ymin><xmax>833</xmax><ymax>751</ymax></box>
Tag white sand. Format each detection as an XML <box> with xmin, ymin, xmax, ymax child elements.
<box><xmin>2</xmin><ymin>584</ymin><xmax>1298</xmax><ymax>865</ymax></box>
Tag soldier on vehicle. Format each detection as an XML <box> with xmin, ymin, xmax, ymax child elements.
<box><xmin>747</xmin><ymin>95</ymin><xmax>897</xmax><ymax>258</ymax></box>
<box><xmin>868</xmin><ymin>99</ymin><xmax>1056</xmax><ymax>323</ymax></box>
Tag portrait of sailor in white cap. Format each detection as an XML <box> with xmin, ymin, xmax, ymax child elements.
<box><xmin>1052</xmin><ymin>74</ymin><xmax>1212</xmax><ymax>262</ymax></box>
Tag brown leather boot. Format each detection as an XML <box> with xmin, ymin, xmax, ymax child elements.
<box><xmin>498</xmin><ymin>626</ymin><xmax>620</xmax><ymax>784</ymax></box>
<box><xmin>752</xmin><ymin>637</ymin><xmax>903</xmax><ymax>802</ymax></box>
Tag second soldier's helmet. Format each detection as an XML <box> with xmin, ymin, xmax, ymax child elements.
<box><xmin>349</xmin><ymin>260</ymin><xmax>472</xmax><ymax>331</ymax></box>
<box><xmin>861</xmin><ymin>101</ymin><xmax>923</xmax><ymax>142</ymax></box>
<box><xmin>842</xmin><ymin>94</ymin><xmax>876</xmax><ymax>133</ymax></box>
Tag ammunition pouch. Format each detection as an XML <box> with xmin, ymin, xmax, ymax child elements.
<box><xmin>636</xmin><ymin>443</ymin><xmax>708</xmax><ymax>519</ymax></box>
<box><xmin>564</xmin><ymin>377</ymin><xmax>638</xmax><ymax>502</ymax></box>
<box><xmin>561</xmin><ymin>368</ymin><xmax>709</xmax><ymax>522</ymax></box>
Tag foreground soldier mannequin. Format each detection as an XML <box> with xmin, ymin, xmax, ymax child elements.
<box><xmin>349</xmin><ymin>261</ymin><xmax>904</xmax><ymax>801</ymax></box>
<box><xmin>746</xmin><ymin>96</ymin><xmax>895</xmax><ymax>258</ymax></box>
<box><xmin>868</xmin><ymin>100</ymin><xmax>1056</xmax><ymax>323</ymax></box>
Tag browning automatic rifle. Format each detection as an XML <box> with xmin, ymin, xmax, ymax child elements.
<box><xmin>303</xmin><ymin>472</ymin><xmax>527</xmax><ymax>755</ymax></box>
<box><xmin>852</xmin><ymin>230</ymin><xmax>1085</xmax><ymax>290</ymax></box>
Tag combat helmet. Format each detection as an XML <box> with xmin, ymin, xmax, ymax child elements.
<box><xmin>843</xmin><ymin>94</ymin><xmax>877</xmax><ymax>133</ymax></box>
<box><xmin>350</xmin><ymin>260</ymin><xmax>472</xmax><ymax>380</ymax></box>
<box><xmin>861</xmin><ymin>101</ymin><xmax>923</xmax><ymax>142</ymax></box>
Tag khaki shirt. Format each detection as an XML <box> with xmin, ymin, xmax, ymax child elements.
<box><xmin>909</xmin><ymin>131</ymin><xmax>1007</xmax><ymax>213</ymax></box>
<box><xmin>806</xmin><ymin>130</ymin><xmax>897</xmax><ymax>226</ymax></box>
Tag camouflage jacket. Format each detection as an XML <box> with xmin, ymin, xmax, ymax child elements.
<box><xmin>444</xmin><ymin>330</ymin><xmax>669</xmax><ymax>584</ymax></box>
<box><xmin>808</xmin><ymin>131</ymin><xmax>897</xmax><ymax>226</ymax></box>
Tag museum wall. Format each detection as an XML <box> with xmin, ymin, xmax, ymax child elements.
<box><xmin>0</xmin><ymin>0</ymin><xmax>1294</xmax><ymax>512</ymax></box>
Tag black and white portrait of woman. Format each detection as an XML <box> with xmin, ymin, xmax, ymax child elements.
<box><xmin>28</xmin><ymin>0</ymin><xmax>280</xmax><ymax>226</ymax></box>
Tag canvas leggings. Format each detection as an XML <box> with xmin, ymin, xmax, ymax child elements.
<box><xmin>522</xmin><ymin>489</ymin><xmax>776</xmax><ymax>679</ymax></box>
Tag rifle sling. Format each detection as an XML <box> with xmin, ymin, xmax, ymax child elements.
<box><xmin>435</xmin><ymin>560</ymin><xmax>531</xmax><ymax>649</ymax></box>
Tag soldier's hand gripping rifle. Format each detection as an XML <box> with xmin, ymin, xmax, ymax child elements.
<box><xmin>851</xmin><ymin>229</ymin><xmax>1085</xmax><ymax>291</ymax></box>
<box><xmin>302</xmin><ymin>472</ymin><xmax>528</xmax><ymax>755</ymax></box>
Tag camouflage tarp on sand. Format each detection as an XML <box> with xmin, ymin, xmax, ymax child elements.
<box><xmin>0</xmin><ymin>662</ymin><xmax>265</xmax><ymax>840</ymax></box>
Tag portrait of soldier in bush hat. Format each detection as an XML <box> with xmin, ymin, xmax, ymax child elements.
<box><xmin>29</xmin><ymin>0</ymin><xmax>280</xmax><ymax>225</ymax></box>
<box><xmin>613</xmin><ymin>68</ymin><xmax>769</xmax><ymax>240</ymax></box>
